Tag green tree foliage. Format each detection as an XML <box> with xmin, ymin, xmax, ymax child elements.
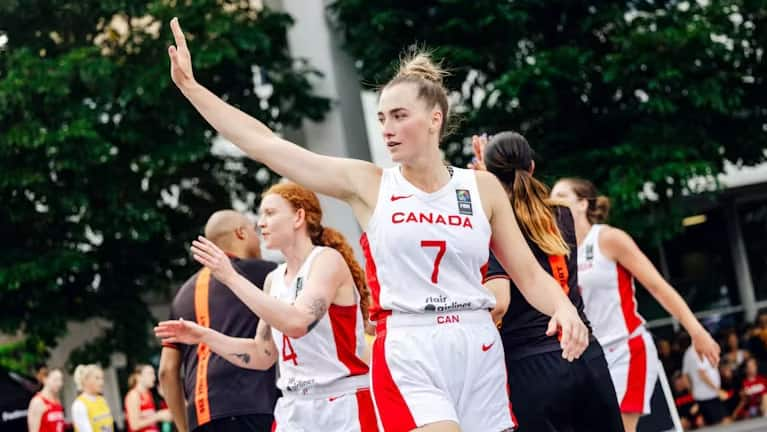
<box><xmin>0</xmin><ymin>0</ymin><xmax>329</xmax><ymax>371</ymax></box>
<box><xmin>330</xmin><ymin>0</ymin><xmax>767</xmax><ymax>238</ymax></box>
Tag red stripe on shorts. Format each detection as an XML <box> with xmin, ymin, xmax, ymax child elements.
<box><xmin>356</xmin><ymin>388</ymin><xmax>380</xmax><ymax>432</ymax></box>
<box><xmin>371</xmin><ymin>317</ymin><xmax>416</xmax><ymax>432</ymax></box>
<box><xmin>620</xmin><ymin>333</ymin><xmax>648</xmax><ymax>413</ymax></box>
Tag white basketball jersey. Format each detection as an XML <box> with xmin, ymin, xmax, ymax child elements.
<box><xmin>269</xmin><ymin>247</ymin><xmax>369</xmax><ymax>397</ymax></box>
<box><xmin>578</xmin><ymin>224</ymin><xmax>645</xmax><ymax>347</ymax></box>
<box><xmin>361</xmin><ymin>166</ymin><xmax>495</xmax><ymax>321</ymax></box>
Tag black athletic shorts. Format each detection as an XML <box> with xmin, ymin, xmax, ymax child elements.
<box><xmin>193</xmin><ymin>414</ymin><xmax>274</xmax><ymax>432</ymax></box>
<box><xmin>698</xmin><ymin>398</ymin><xmax>727</xmax><ymax>425</ymax></box>
<box><xmin>506</xmin><ymin>339</ymin><xmax>625</xmax><ymax>432</ymax></box>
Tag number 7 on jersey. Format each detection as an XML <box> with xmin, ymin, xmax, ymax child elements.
<box><xmin>421</xmin><ymin>240</ymin><xmax>446</xmax><ymax>284</ymax></box>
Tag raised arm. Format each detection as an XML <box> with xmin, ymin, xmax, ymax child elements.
<box><xmin>167</xmin><ymin>18</ymin><xmax>380</xmax><ymax>204</ymax></box>
<box><xmin>477</xmin><ymin>171</ymin><xmax>588</xmax><ymax>361</ymax></box>
<box><xmin>601</xmin><ymin>226</ymin><xmax>720</xmax><ymax>366</ymax></box>
<box><xmin>190</xmin><ymin>237</ymin><xmax>343</xmax><ymax>338</ymax></box>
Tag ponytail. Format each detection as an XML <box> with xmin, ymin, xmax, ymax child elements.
<box><xmin>557</xmin><ymin>178</ymin><xmax>611</xmax><ymax>224</ymax></box>
<box><xmin>484</xmin><ymin>131</ymin><xmax>569</xmax><ymax>256</ymax></box>
<box><xmin>511</xmin><ymin>171</ymin><xmax>570</xmax><ymax>256</ymax></box>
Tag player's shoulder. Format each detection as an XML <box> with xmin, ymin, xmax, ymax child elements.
<box><xmin>312</xmin><ymin>247</ymin><xmax>347</xmax><ymax>271</ymax></box>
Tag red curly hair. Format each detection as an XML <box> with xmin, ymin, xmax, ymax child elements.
<box><xmin>264</xmin><ymin>182</ymin><xmax>370</xmax><ymax>321</ymax></box>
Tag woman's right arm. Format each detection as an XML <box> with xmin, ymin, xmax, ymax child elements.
<box><xmin>168</xmin><ymin>18</ymin><xmax>380</xmax><ymax>203</ymax></box>
<box><xmin>155</xmin><ymin>319</ymin><xmax>277</xmax><ymax>371</ymax></box>
<box><xmin>26</xmin><ymin>397</ymin><xmax>43</xmax><ymax>432</ymax></box>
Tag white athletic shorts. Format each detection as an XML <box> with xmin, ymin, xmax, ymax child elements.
<box><xmin>272</xmin><ymin>387</ymin><xmax>378</xmax><ymax>431</ymax></box>
<box><xmin>370</xmin><ymin>309</ymin><xmax>515</xmax><ymax>432</ymax></box>
<box><xmin>603</xmin><ymin>328</ymin><xmax>659</xmax><ymax>415</ymax></box>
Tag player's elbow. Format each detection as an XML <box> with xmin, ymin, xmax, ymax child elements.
<box><xmin>283</xmin><ymin>324</ymin><xmax>308</xmax><ymax>339</ymax></box>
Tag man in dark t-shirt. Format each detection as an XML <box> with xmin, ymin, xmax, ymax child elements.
<box><xmin>159</xmin><ymin>210</ymin><xmax>278</xmax><ymax>432</ymax></box>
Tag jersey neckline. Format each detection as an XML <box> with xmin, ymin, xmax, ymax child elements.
<box><xmin>393</xmin><ymin>165</ymin><xmax>459</xmax><ymax>202</ymax></box>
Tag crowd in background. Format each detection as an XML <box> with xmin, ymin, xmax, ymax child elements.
<box><xmin>662</xmin><ymin>310</ymin><xmax>767</xmax><ymax>429</ymax></box>
<box><xmin>26</xmin><ymin>363</ymin><xmax>172</xmax><ymax>432</ymax></box>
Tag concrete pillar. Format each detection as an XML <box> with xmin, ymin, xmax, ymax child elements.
<box><xmin>725</xmin><ymin>200</ymin><xmax>758</xmax><ymax>322</ymax></box>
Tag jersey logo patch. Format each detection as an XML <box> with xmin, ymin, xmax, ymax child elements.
<box><xmin>585</xmin><ymin>244</ymin><xmax>594</xmax><ymax>261</ymax></box>
<box><xmin>295</xmin><ymin>276</ymin><xmax>304</xmax><ymax>298</ymax></box>
<box><xmin>481</xmin><ymin>342</ymin><xmax>495</xmax><ymax>352</ymax></box>
<box><xmin>456</xmin><ymin>189</ymin><xmax>473</xmax><ymax>215</ymax></box>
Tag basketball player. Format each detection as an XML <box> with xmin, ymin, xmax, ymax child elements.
<box><xmin>166</xmin><ymin>17</ymin><xmax>588</xmax><ymax>431</ymax></box>
<box><xmin>550</xmin><ymin>178</ymin><xmax>720</xmax><ymax>432</ymax></box>
<box><xmin>156</xmin><ymin>183</ymin><xmax>377</xmax><ymax>431</ymax></box>
<box><xmin>124</xmin><ymin>365</ymin><xmax>171</xmax><ymax>432</ymax></box>
<box><xmin>71</xmin><ymin>364</ymin><xmax>114</xmax><ymax>432</ymax></box>
<box><xmin>27</xmin><ymin>368</ymin><xmax>65</xmax><ymax>432</ymax></box>
<box><xmin>472</xmin><ymin>132</ymin><xmax>624</xmax><ymax>431</ymax></box>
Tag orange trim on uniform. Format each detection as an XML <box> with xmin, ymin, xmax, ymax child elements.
<box><xmin>193</xmin><ymin>268</ymin><xmax>212</xmax><ymax>426</ymax></box>
<box><xmin>547</xmin><ymin>255</ymin><xmax>569</xmax><ymax>295</ymax></box>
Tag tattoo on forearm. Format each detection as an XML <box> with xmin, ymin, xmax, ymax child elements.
<box><xmin>230</xmin><ymin>352</ymin><xmax>251</xmax><ymax>364</ymax></box>
<box><xmin>306</xmin><ymin>298</ymin><xmax>327</xmax><ymax>333</ymax></box>
<box><xmin>264</xmin><ymin>348</ymin><xmax>273</xmax><ymax>357</ymax></box>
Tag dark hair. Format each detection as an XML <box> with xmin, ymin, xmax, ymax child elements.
<box><xmin>557</xmin><ymin>177</ymin><xmax>610</xmax><ymax>224</ymax></box>
<box><xmin>484</xmin><ymin>131</ymin><xmax>569</xmax><ymax>256</ymax></box>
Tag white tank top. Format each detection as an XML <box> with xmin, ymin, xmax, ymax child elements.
<box><xmin>361</xmin><ymin>166</ymin><xmax>495</xmax><ymax>321</ymax></box>
<box><xmin>577</xmin><ymin>224</ymin><xmax>645</xmax><ymax>347</ymax></box>
<box><xmin>269</xmin><ymin>246</ymin><xmax>369</xmax><ymax>398</ymax></box>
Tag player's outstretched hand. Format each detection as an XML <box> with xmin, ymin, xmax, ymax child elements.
<box><xmin>168</xmin><ymin>17</ymin><xmax>196</xmax><ymax>91</ymax></box>
<box><xmin>154</xmin><ymin>318</ymin><xmax>208</xmax><ymax>346</ymax></box>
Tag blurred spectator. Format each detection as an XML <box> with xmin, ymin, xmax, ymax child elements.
<box><xmin>658</xmin><ymin>338</ymin><xmax>682</xmax><ymax>376</ymax></box>
<box><xmin>719</xmin><ymin>362</ymin><xmax>740</xmax><ymax>420</ymax></box>
<box><xmin>722</xmin><ymin>330</ymin><xmax>750</xmax><ymax>369</ymax></box>
<box><xmin>124</xmin><ymin>364</ymin><xmax>171</xmax><ymax>432</ymax></box>
<box><xmin>71</xmin><ymin>364</ymin><xmax>114</xmax><ymax>432</ymax></box>
<box><xmin>734</xmin><ymin>357</ymin><xmax>767</xmax><ymax>419</ymax></box>
<box><xmin>683</xmin><ymin>344</ymin><xmax>729</xmax><ymax>426</ymax></box>
<box><xmin>26</xmin><ymin>367</ymin><xmax>65</xmax><ymax>432</ymax></box>
<box><xmin>672</xmin><ymin>371</ymin><xmax>703</xmax><ymax>430</ymax></box>
<box><xmin>747</xmin><ymin>310</ymin><xmax>767</xmax><ymax>361</ymax></box>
